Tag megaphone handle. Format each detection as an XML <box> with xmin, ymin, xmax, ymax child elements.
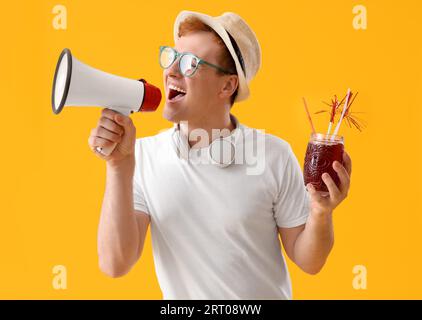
<box><xmin>95</xmin><ymin>144</ymin><xmax>116</xmax><ymax>157</ymax></box>
<box><xmin>95</xmin><ymin>109</ymin><xmax>131</xmax><ymax>156</ymax></box>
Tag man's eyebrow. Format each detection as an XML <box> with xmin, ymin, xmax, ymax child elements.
<box><xmin>175</xmin><ymin>48</ymin><xmax>198</xmax><ymax>56</ymax></box>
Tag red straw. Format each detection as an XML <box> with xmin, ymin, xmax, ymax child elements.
<box><xmin>302</xmin><ymin>97</ymin><xmax>316</xmax><ymax>134</ymax></box>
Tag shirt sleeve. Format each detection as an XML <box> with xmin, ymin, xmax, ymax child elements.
<box><xmin>273</xmin><ymin>144</ymin><xmax>310</xmax><ymax>228</ymax></box>
<box><xmin>133</xmin><ymin>139</ymin><xmax>150</xmax><ymax>215</ymax></box>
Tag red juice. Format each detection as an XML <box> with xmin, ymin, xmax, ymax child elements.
<box><xmin>304</xmin><ymin>133</ymin><xmax>344</xmax><ymax>195</ymax></box>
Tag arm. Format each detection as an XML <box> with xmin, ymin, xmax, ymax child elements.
<box><xmin>89</xmin><ymin>108</ymin><xmax>149</xmax><ymax>278</ymax></box>
<box><xmin>279</xmin><ymin>151</ymin><xmax>352</xmax><ymax>275</ymax></box>
<box><xmin>279</xmin><ymin>214</ymin><xmax>333</xmax><ymax>275</ymax></box>
<box><xmin>97</xmin><ymin>157</ymin><xmax>150</xmax><ymax>278</ymax></box>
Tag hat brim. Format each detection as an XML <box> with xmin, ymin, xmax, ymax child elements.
<box><xmin>173</xmin><ymin>11</ymin><xmax>249</xmax><ymax>102</ymax></box>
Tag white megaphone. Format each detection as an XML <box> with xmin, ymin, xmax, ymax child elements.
<box><xmin>52</xmin><ymin>48</ymin><xmax>162</xmax><ymax>156</ymax></box>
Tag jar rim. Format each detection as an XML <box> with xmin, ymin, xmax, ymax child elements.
<box><xmin>310</xmin><ymin>132</ymin><xmax>344</xmax><ymax>143</ymax></box>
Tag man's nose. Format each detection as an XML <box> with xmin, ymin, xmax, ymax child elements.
<box><xmin>164</xmin><ymin>57</ymin><xmax>182</xmax><ymax>78</ymax></box>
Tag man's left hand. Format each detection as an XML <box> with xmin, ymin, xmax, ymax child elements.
<box><xmin>306</xmin><ymin>151</ymin><xmax>352</xmax><ymax>217</ymax></box>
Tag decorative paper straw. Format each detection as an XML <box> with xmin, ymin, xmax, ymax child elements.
<box><xmin>326</xmin><ymin>121</ymin><xmax>333</xmax><ymax>135</ymax></box>
<box><xmin>331</xmin><ymin>88</ymin><xmax>351</xmax><ymax>140</ymax></box>
<box><xmin>302</xmin><ymin>97</ymin><xmax>316</xmax><ymax>134</ymax></box>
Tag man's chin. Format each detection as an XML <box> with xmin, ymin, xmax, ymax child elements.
<box><xmin>162</xmin><ymin>103</ymin><xmax>186</xmax><ymax>123</ymax></box>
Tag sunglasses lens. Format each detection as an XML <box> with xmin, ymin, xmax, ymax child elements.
<box><xmin>180</xmin><ymin>54</ymin><xmax>198</xmax><ymax>77</ymax></box>
<box><xmin>160</xmin><ymin>47</ymin><xmax>175</xmax><ymax>68</ymax></box>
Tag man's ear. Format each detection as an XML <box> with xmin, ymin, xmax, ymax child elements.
<box><xmin>219</xmin><ymin>75</ymin><xmax>238</xmax><ymax>99</ymax></box>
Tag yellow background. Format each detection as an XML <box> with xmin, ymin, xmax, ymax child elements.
<box><xmin>0</xmin><ymin>0</ymin><xmax>421</xmax><ymax>299</ymax></box>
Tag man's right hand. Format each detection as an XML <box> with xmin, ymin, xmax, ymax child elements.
<box><xmin>88</xmin><ymin>108</ymin><xmax>136</xmax><ymax>167</ymax></box>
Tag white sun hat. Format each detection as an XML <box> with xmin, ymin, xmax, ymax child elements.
<box><xmin>173</xmin><ymin>11</ymin><xmax>262</xmax><ymax>102</ymax></box>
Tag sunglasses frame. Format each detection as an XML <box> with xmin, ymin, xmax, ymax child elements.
<box><xmin>159</xmin><ymin>46</ymin><xmax>233</xmax><ymax>77</ymax></box>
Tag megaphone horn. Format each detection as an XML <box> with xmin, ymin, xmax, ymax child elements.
<box><xmin>52</xmin><ymin>48</ymin><xmax>162</xmax><ymax>156</ymax></box>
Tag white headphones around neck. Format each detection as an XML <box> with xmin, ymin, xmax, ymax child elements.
<box><xmin>171</xmin><ymin>119</ymin><xmax>241</xmax><ymax>168</ymax></box>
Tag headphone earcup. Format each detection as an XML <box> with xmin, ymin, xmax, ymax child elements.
<box><xmin>208</xmin><ymin>138</ymin><xmax>236</xmax><ymax>168</ymax></box>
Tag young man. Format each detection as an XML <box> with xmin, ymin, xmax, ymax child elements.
<box><xmin>88</xmin><ymin>11</ymin><xmax>352</xmax><ymax>299</ymax></box>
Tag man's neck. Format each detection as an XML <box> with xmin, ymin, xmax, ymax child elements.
<box><xmin>179</xmin><ymin>113</ymin><xmax>236</xmax><ymax>148</ymax></box>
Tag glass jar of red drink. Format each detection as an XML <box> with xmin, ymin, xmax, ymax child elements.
<box><xmin>304</xmin><ymin>133</ymin><xmax>344</xmax><ymax>196</ymax></box>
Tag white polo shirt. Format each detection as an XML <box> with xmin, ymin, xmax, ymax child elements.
<box><xmin>133</xmin><ymin>116</ymin><xmax>310</xmax><ymax>299</ymax></box>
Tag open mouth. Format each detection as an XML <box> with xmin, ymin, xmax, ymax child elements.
<box><xmin>168</xmin><ymin>84</ymin><xmax>186</xmax><ymax>102</ymax></box>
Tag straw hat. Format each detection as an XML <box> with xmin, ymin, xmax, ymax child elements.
<box><xmin>173</xmin><ymin>11</ymin><xmax>262</xmax><ymax>102</ymax></box>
